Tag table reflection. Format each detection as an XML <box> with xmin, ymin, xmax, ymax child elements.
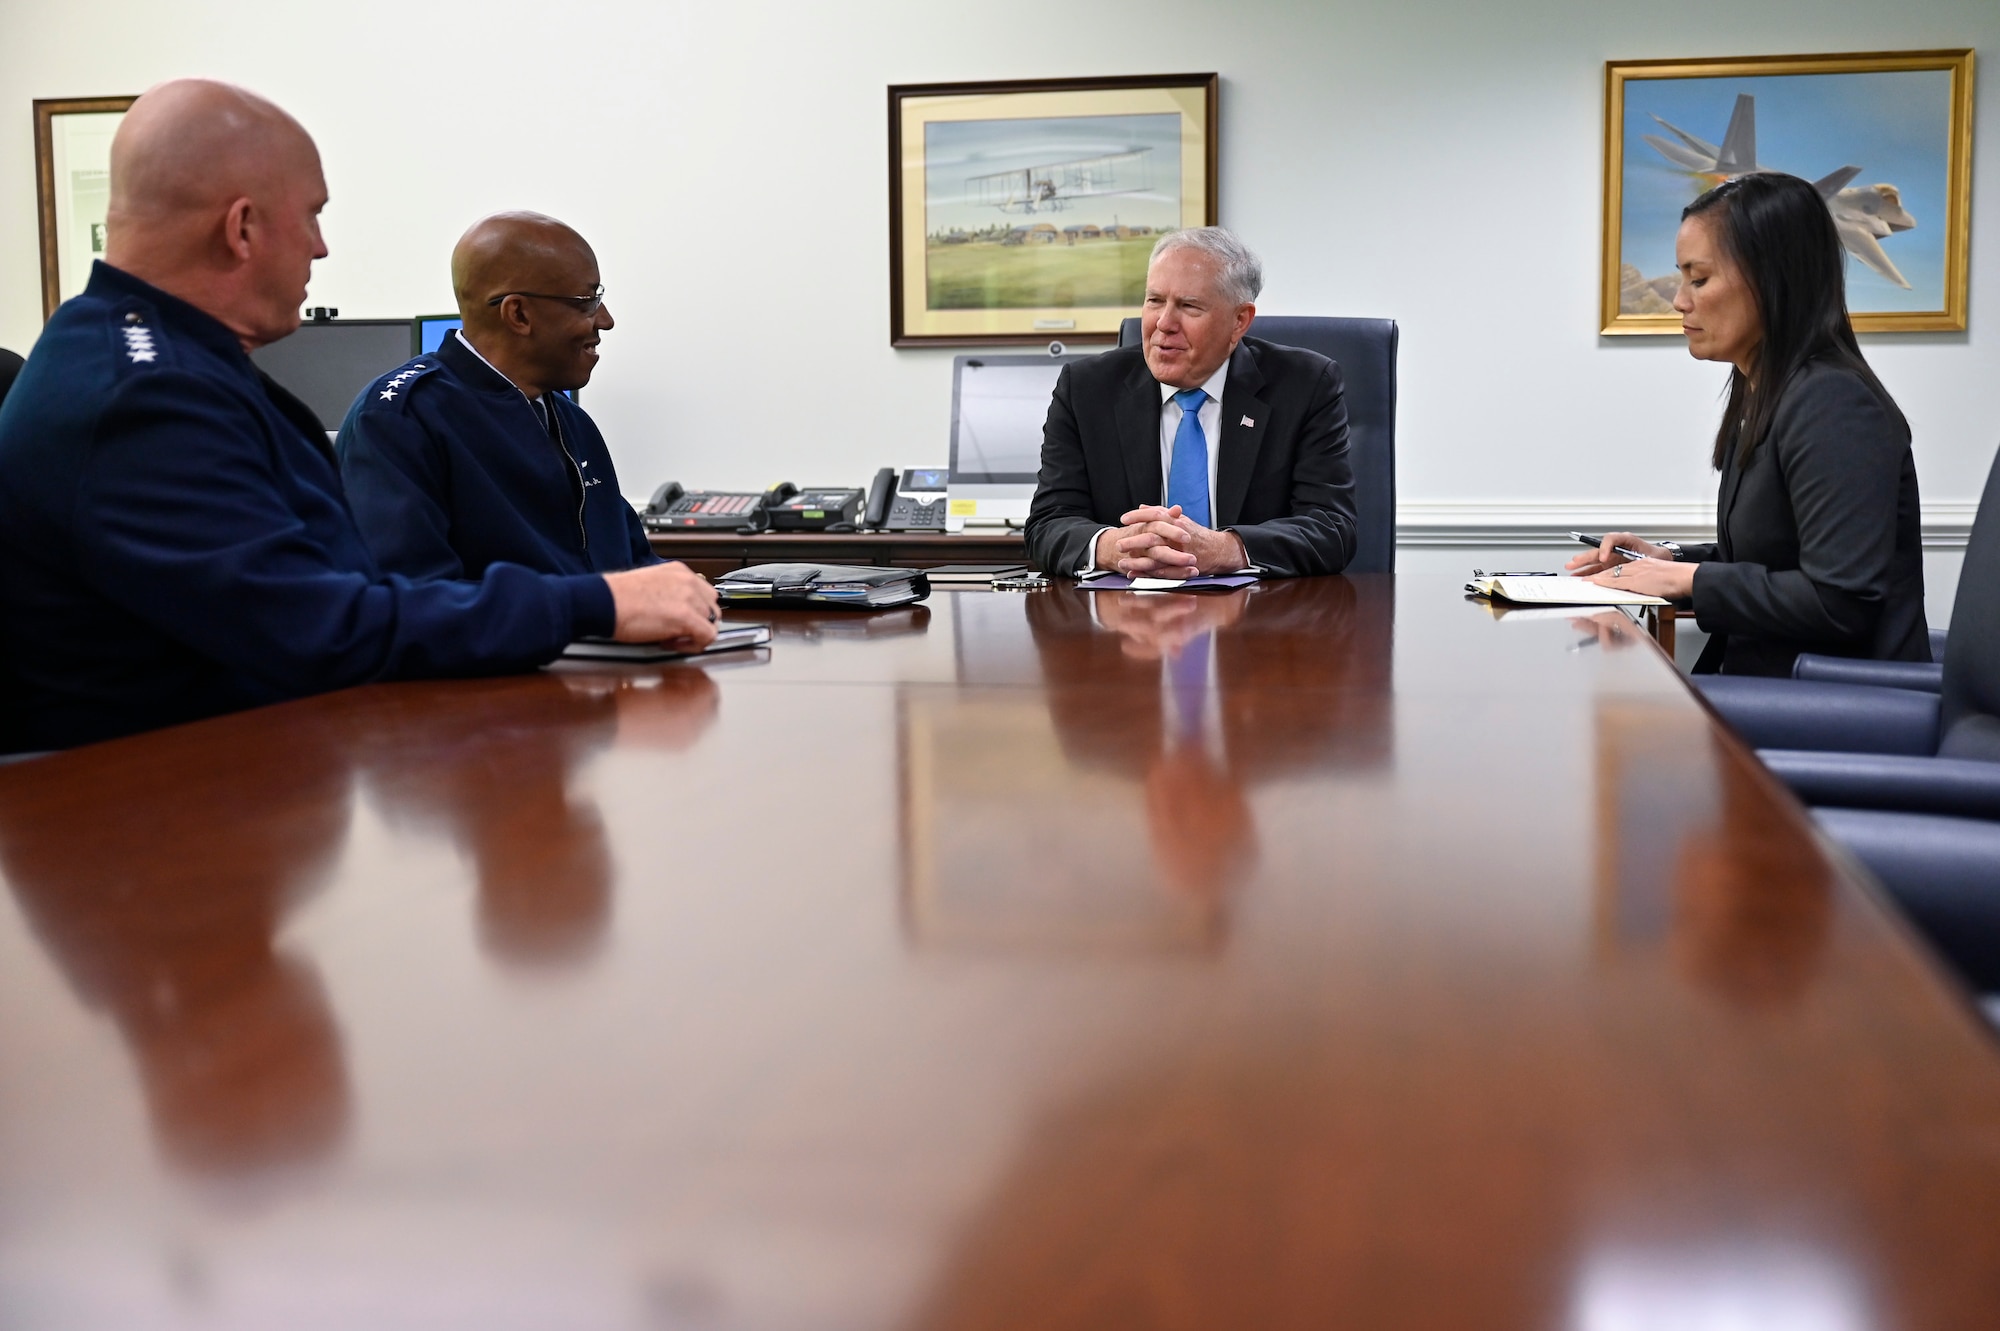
<box><xmin>0</xmin><ymin>728</ymin><xmax>355</xmax><ymax>1181</ymax></box>
<box><xmin>900</xmin><ymin>580</ymin><xmax>1391</xmax><ymax>950</ymax></box>
<box><xmin>1596</xmin><ymin>701</ymin><xmax>1832</xmax><ymax>1007</ymax></box>
<box><xmin>760</xmin><ymin>604</ymin><xmax>932</xmax><ymax>643</ymax></box>
<box><xmin>353</xmin><ymin>668</ymin><xmax>721</xmax><ymax>969</ymax></box>
<box><xmin>1565</xmin><ymin>1240</ymin><xmax>1873</xmax><ymax>1331</ymax></box>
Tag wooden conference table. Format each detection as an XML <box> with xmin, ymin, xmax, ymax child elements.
<box><xmin>3</xmin><ymin>576</ymin><xmax>2000</xmax><ymax>1328</ymax></box>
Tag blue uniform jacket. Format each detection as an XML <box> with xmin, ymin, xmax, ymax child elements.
<box><xmin>0</xmin><ymin>262</ymin><xmax>616</xmax><ymax>752</ymax></box>
<box><xmin>336</xmin><ymin>331</ymin><xmax>658</xmax><ymax>581</ymax></box>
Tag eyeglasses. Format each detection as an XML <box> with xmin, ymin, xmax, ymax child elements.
<box><xmin>486</xmin><ymin>284</ymin><xmax>606</xmax><ymax>316</ymax></box>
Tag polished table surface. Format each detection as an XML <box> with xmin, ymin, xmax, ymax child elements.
<box><xmin>5</xmin><ymin>576</ymin><xmax>2000</xmax><ymax>1328</ymax></box>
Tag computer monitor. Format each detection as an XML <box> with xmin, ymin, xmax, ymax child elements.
<box><xmin>249</xmin><ymin>319</ymin><xmax>414</xmax><ymax>432</ymax></box>
<box><xmin>946</xmin><ymin>352</ymin><xmax>1092</xmax><ymax>527</ymax></box>
<box><xmin>410</xmin><ymin>314</ymin><xmax>574</xmax><ymax>402</ymax></box>
<box><xmin>413</xmin><ymin>313</ymin><xmax>461</xmax><ymax>356</ymax></box>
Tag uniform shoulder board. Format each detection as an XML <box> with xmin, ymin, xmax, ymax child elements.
<box><xmin>362</xmin><ymin>357</ymin><xmax>440</xmax><ymax>413</ymax></box>
<box><xmin>110</xmin><ymin>307</ymin><xmax>171</xmax><ymax>377</ymax></box>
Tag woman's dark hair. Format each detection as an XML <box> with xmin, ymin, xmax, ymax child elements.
<box><xmin>1682</xmin><ymin>172</ymin><xmax>1906</xmax><ymax>469</ymax></box>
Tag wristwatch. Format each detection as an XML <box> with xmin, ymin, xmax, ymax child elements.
<box><xmin>1656</xmin><ymin>541</ymin><xmax>1683</xmax><ymax>561</ymax></box>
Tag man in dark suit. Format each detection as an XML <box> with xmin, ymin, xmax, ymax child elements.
<box><xmin>1024</xmin><ymin>228</ymin><xmax>1357</xmax><ymax>578</ymax></box>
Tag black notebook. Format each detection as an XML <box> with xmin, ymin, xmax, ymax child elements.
<box><xmin>562</xmin><ymin>622</ymin><xmax>772</xmax><ymax>662</ymax></box>
<box><xmin>714</xmin><ymin>564</ymin><xmax>929</xmax><ymax>609</ymax></box>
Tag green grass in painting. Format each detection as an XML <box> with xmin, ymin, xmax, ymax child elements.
<box><xmin>926</xmin><ymin>237</ymin><xmax>1155</xmax><ymax>310</ymax></box>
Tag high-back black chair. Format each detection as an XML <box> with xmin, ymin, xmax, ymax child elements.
<box><xmin>1119</xmin><ymin>316</ymin><xmax>1398</xmax><ymax>573</ymax></box>
<box><xmin>0</xmin><ymin>349</ymin><xmax>24</xmax><ymax>758</ymax></box>
<box><xmin>1938</xmin><ymin>444</ymin><xmax>2000</xmax><ymax>760</ymax></box>
<box><xmin>0</xmin><ymin>348</ymin><xmax>24</xmax><ymax>412</ymax></box>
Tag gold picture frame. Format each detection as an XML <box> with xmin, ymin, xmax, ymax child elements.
<box><xmin>889</xmin><ymin>74</ymin><xmax>1218</xmax><ymax>347</ymax></box>
<box><xmin>1601</xmin><ymin>50</ymin><xmax>1973</xmax><ymax>335</ymax></box>
<box><xmin>35</xmin><ymin>95</ymin><xmax>135</xmax><ymax>320</ymax></box>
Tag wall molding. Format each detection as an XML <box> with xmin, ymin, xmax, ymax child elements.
<box><xmin>1395</xmin><ymin>500</ymin><xmax>1977</xmax><ymax>550</ymax></box>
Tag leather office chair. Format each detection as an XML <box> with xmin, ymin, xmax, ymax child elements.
<box><xmin>1815</xmin><ymin>807</ymin><xmax>2000</xmax><ymax>994</ymax></box>
<box><xmin>1118</xmin><ymin>315</ymin><xmax>1399</xmax><ymax>574</ymax></box>
<box><xmin>0</xmin><ymin>349</ymin><xmax>22</xmax><ymax>761</ymax></box>
<box><xmin>0</xmin><ymin>348</ymin><xmax>23</xmax><ymax>410</ymax></box>
<box><xmin>1693</xmin><ymin>445</ymin><xmax>2000</xmax><ymax>990</ymax></box>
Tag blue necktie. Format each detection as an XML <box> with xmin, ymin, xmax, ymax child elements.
<box><xmin>1167</xmin><ymin>388</ymin><xmax>1210</xmax><ymax>527</ymax></box>
<box><xmin>1168</xmin><ymin>630</ymin><xmax>1214</xmax><ymax>749</ymax></box>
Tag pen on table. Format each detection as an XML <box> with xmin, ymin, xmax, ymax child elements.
<box><xmin>1472</xmin><ymin>569</ymin><xmax>1556</xmax><ymax>578</ymax></box>
<box><xmin>1568</xmin><ymin>531</ymin><xmax>1657</xmax><ymax>563</ymax></box>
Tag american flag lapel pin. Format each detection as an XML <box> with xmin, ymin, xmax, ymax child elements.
<box><xmin>1241</xmin><ymin>415</ymin><xmax>1255</xmax><ymax>427</ymax></box>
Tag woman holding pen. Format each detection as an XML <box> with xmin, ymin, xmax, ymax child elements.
<box><xmin>1566</xmin><ymin>171</ymin><xmax>1928</xmax><ymax>677</ymax></box>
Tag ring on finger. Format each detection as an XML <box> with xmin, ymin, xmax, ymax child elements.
<box><xmin>1612</xmin><ymin>564</ymin><xmax>1622</xmax><ymax>578</ymax></box>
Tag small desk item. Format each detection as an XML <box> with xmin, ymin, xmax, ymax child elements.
<box><xmin>923</xmin><ymin>564</ymin><xmax>1030</xmax><ymax>585</ymax></box>
<box><xmin>767</xmin><ymin>487</ymin><xmax>866</xmax><ymax>532</ymax></box>
<box><xmin>561</xmin><ymin>623</ymin><xmax>772</xmax><ymax>662</ymax></box>
<box><xmin>715</xmin><ymin>563</ymin><xmax>929</xmax><ymax>609</ymax></box>
<box><xmin>1081</xmin><ymin>573</ymin><xmax>1259</xmax><ymax>592</ymax></box>
<box><xmin>1467</xmin><ymin>575</ymin><xmax>1667</xmax><ymax>607</ymax></box>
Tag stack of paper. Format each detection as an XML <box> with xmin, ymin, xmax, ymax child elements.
<box><xmin>1465</xmin><ymin>575</ymin><xmax>1668</xmax><ymax>607</ymax></box>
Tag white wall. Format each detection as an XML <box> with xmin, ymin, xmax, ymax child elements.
<box><xmin>2</xmin><ymin>0</ymin><xmax>1994</xmax><ymax>615</ymax></box>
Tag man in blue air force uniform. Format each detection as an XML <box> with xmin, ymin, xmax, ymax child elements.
<box><xmin>0</xmin><ymin>79</ymin><xmax>717</xmax><ymax>754</ymax></box>
<box><xmin>337</xmin><ymin>213</ymin><xmax>658</xmax><ymax>580</ymax></box>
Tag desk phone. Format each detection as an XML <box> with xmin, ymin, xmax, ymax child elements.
<box><xmin>767</xmin><ymin>487</ymin><xmax>867</xmax><ymax>531</ymax></box>
<box><xmin>864</xmin><ymin>466</ymin><xmax>949</xmax><ymax>532</ymax></box>
<box><xmin>641</xmin><ymin>481</ymin><xmax>798</xmax><ymax>532</ymax></box>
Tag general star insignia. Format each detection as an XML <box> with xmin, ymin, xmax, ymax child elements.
<box><xmin>122</xmin><ymin>326</ymin><xmax>158</xmax><ymax>364</ymax></box>
<box><xmin>380</xmin><ymin>389</ymin><xmax>397</xmax><ymax>401</ymax></box>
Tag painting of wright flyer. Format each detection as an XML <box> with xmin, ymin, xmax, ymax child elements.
<box><xmin>1601</xmin><ymin>51</ymin><xmax>1973</xmax><ymax>335</ymax></box>
<box><xmin>889</xmin><ymin>75</ymin><xmax>1217</xmax><ymax>346</ymax></box>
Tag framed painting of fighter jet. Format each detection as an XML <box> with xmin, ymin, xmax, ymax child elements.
<box><xmin>888</xmin><ymin>74</ymin><xmax>1218</xmax><ymax>347</ymax></box>
<box><xmin>1601</xmin><ymin>51</ymin><xmax>1974</xmax><ymax>335</ymax></box>
<box><xmin>34</xmin><ymin>95</ymin><xmax>136</xmax><ymax>320</ymax></box>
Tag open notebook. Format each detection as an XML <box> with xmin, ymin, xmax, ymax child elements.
<box><xmin>1466</xmin><ymin>576</ymin><xmax>1668</xmax><ymax>607</ymax></box>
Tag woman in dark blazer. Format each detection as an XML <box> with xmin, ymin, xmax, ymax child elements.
<box><xmin>1568</xmin><ymin>172</ymin><xmax>1928</xmax><ymax>676</ymax></box>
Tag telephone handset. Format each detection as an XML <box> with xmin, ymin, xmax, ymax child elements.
<box><xmin>864</xmin><ymin>468</ymin><xmax>898</xmax><ymax>529</ymax></box>
<box><xmin>642</xmin><ymin>480</ymin><xmax>800</xmax><ymax>532</ymax></box>
<box><xmin>864</xmin><ymin>466</ymin><xmax>949</xmax><ymax>531</ymax></box>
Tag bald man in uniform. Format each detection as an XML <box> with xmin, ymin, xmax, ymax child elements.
<box><xmin>0</xmin><ymin>79</ymin><xmax>717</xmax><ymax>753</ymax></box>
<box><xmin>337</xmin><ymin>214</ymin><xmax>658</xmax><ymax>581</ymax></box>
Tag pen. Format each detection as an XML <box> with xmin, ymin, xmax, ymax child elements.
<box><xmin>1569</xmin><ymin>531</ymin><xmax>1656</xmax><ymax>563</ymax></box>
<box><xmin>1472</xmin><ymin>569</ymin><xmax>1556</xmax><ymax>578</ymax></box>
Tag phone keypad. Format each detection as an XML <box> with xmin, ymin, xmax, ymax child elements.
<box><xmin>887</xmin><ymin>496</ymin><xmax>946</xmax><ymax>530</ymax></box>
<box><xmin>673</xmin><ymin>494</ymin><xmax>758</xmax><ymax>515</ymax></box>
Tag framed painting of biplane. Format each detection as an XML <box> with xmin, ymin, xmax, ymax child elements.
<box><xmin>889</xmin><ymin>74</ymin><xmax>1218</xmax><ymax>347</ymax></box>
<box><xmin>1601</xmin><ymin>51</ymin><xmax>1973</xmax><ymax>335</ymax></box>
<box><xmin>35</xmin><ymin>95</ymin><xmax>136</xmax><ymax>319</ymax></box>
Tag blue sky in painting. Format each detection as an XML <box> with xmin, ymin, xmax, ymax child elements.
<box><xmin>1620</xmin><ymin>69</ymin><xmax>1952</xmax><ymax>311</ymax></box>
<box><xmin>924</xmin><ymin>114</ymin><xmax>1182</xmax><ymax>234</ymax></box>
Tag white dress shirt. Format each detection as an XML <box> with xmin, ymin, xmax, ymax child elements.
<box><xmin>1081</xmin><ymin>359</ymin><xmax>1231</xmax><ymax>573</ymax></box>
<box><xmin>454</xmin><ymin>329</ymin><xmax>563</xmax><ymax>433</ymax></box>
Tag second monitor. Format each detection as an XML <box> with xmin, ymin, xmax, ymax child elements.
<box><xmin>947</xmin><ymin>352</ymin><xmax>1091</xmax><ymax>529</ymax></box>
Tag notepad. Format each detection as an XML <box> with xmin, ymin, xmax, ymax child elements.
<box><xmin>1465</xmin><ymin>576</ymin><xmax>1668</xmax><ymax>607</ymax></box>
<box><xmin>1081</xmin><ymin>574</ymin><xmax>1258</xmax><ymax>592</ymax></box>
